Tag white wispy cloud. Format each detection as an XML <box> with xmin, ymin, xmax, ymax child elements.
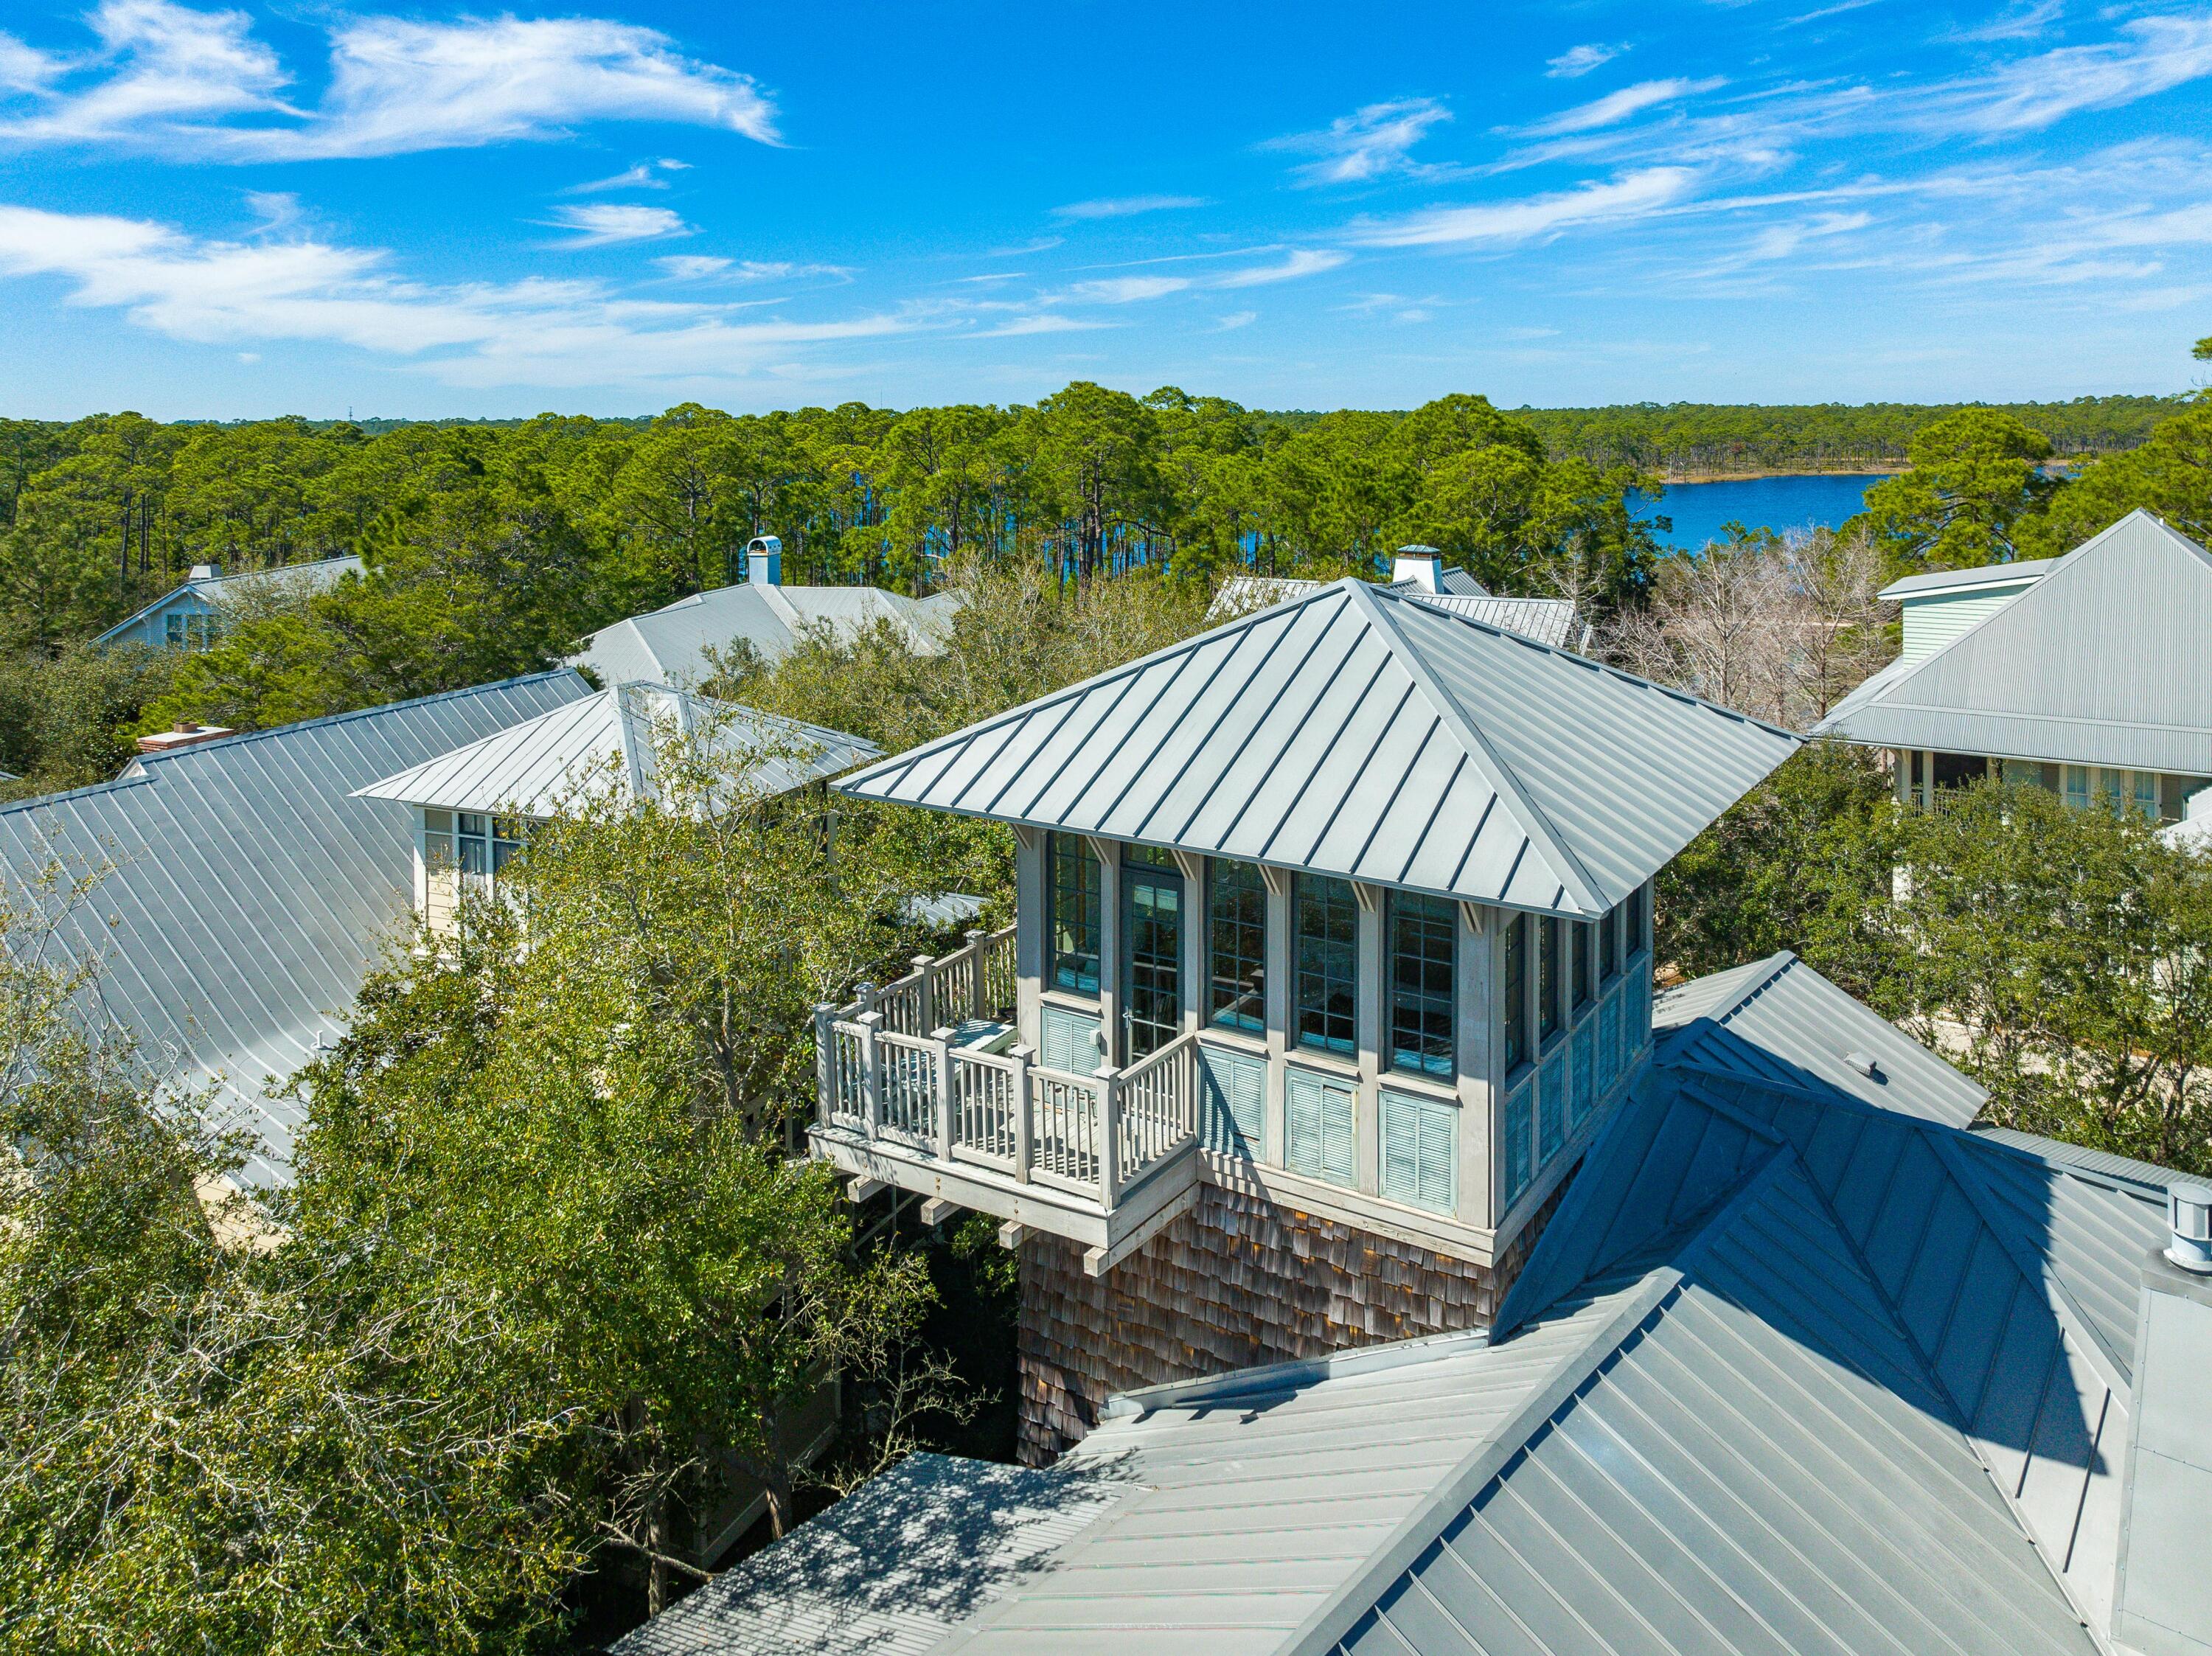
<box><xmin>0</xmin><ymin>0</ymin><xmax>777</xmax><ymax>159</ymax></box>
<box><xmin>1270</xmin><ymin>97</ymin><xmax>1453</xmax><ymax>185</ymax></box>
<box><xmin>1349</xmin><ymin>167</ymin><xmax>1697</xmax><ymax>247</ymax></box>
<box><xmin>975</xmin><ymin>313</ymin><xmax>1104</xmax><ymax>337</ymax></box>
<box><xmin>1524</xmin><ymin>77</ymin><xmax>1727</xmax><ymax>137</ymax></box>
<box><xmin>1911</xmin><ymin>13</ymin><xmax>2212</xmax><ymax>133</ymax></box>
<box><xmin>1062</xmin><ymin>274</ymin><xmax>1191</xmax><ymax>303</ymax></box>
<box><xmin>1548</xmin><ymin>43</ymin><xmax>1627</xmax><ymax>79</ymax></box>
<box><xmin>540</xmin><ymin>203</ymin><xmax>691</xmax><ymax>248</ymax></box>
<box><xmin>568</xmin><ymin>157</ymin><xmax>688</xmax><ymax>193</ymax></box>
<box><xmin>1051</xmin><ymin>194</ymin><xmax>1207</xmax><ymax>219</ymax></box>
<box><xmin>1214</xmin><ymin>248</ymin><xmax>1351</xmax><ymax>286</ymax></box>
<box><xmin>653</xmin><ymin>254</ymin><xmax>855</xmax><ymax>282</ymax></box>
<box><xmin>1942</xmin><ymin>1</ymin><xmax>2063</xmax><ymax>45</ymax></box>
<box><xmin>1215</xmin><ymin>310</ymin><xmax>1257</xmax><ymax>330</ymax></box>
<box><xmin>0</xmin><ymin>203</ymin><xmax>910</xmax><ymax>389</ymax></box>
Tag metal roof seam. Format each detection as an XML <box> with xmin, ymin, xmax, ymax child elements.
<box><xmin>1357</xmin><ymin>585</ymin><xmax>1606</xmax><ymax>915</ymax></box>
<box><xmin>1044</xmin><ymin>627</ymin><xmax>1222</xmax><ymax>831</ymax></box>
<box><xmin>1128</xmin><ymin>613</ymin><xmax>1311</xmax><ymax>844</ymax></box>
<box><xmin>1217</xmin><ymin>613</ymin><xmax>1382</xmax><ymax>861</ymax></box>
<box><xmin>1285</xmin><ymin>675</ymin><xmax>1422</xmax><ymax>872</ymax></box>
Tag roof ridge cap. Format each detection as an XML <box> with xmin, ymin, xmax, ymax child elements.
<box><xmin>1349</xmin><ymin>582</ymin><xmax>1606</xmax><ymax>914</ymax></box>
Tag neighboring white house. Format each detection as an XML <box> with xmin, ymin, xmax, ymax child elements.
<box><xmin>1211</xmin><ymin>545</ymin><xmax>1591</xmax><ymax>651</ymax></box>
<box><xmin>1817</xmin><ymin>509</ymin><xmax>2212</xmax><ymax>819</ymax></box>
<box><xmin>575</xmin><ymin>537</ymin><xmax>964</xmax><ymax>689</ymax></box>
<box><xmin>91</xmin><ymin>555</ymin><xmax>366</xmax><ymax>653</ymax></box>
<box><xmin>352</xmin><ymin>680</ymin><xmax>880</xmax><ymax>936</ymax></box>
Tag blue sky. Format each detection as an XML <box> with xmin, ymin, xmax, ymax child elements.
<box><xmin>1</xmin><ymin>0</ymin><xmax>2210</xmax><ymax>418</ymax></box>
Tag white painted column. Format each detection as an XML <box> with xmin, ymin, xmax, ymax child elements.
<box><xmin>1262</xmin><ymin>864</ymin><xmax>1293</xmax><ymax>1169</ymax></box>
<box><xmin>1013</xmin><ymin>827</ymin><xmax>1045</xmax><ymax>1053</ymax></box>
<box><xmin>1173</xmin><ymin>850</ymin><xmax>1207</xmax><ymax>1034</ymax></box>
<box><xmin>1456</xmin><ymin>901</ymin><xmax>1495</xmax><ymax>1231</ymax></box>
<box><xmin>1354</xmin><ymin>880</ymin><xmax>1384</xmax><ymax>1197</ymax></box>
<box><xmin>1088</xmin><ymin>835</ymin><xmax>1123</xmax><ymax>1068</ymax></box>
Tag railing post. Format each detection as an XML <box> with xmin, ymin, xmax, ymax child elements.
<box><xmin>1096</xmin><ymin>1065</ymin><xmax>1122</xmax><ymax>1210</ymax></box>
<box><xmin>857</xmin><ymin>1010</ymin><xmax>883</xmax><ymax>1139</ymax></box>
<box><xmin>914</xmin><ymin>955</ymin><xmax>937</xmax><ymax>1036</ymax></box>
<box><xmin>1010</xmin><ymin>1044</ymin><xmax>1034</xmax><ymax>1185</ymax></box>
<box><xmin>813</xmin><ymin>1001</ymin><xmax>835</xmax><ymax>1124</ymax></box>
<box><xmin>931</xmin><ymin>1025</ymin><xmax>955</xmax><ymax>1160</ymax></box>
<box><xmin>964</xmin><ymin>928</ymin><xmax>987</xmax><ymax>1018</ymax></box>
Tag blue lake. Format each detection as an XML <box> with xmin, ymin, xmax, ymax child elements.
<box><xmin>1633</xmin><ymin>473</ymin><xmax>1891</xmax><ymax>550</ymax></box>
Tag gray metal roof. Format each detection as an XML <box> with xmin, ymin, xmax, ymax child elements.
<box><xmin>91</xmin><ymin>556</ymin><xmax>366</xmax><ymax>647</ymax></box>
<box><xmin>1653</xmin><ymin>949</ymin><xmax>1987</xmax><ymax>1127</ymax></box>
<box><xmin>1816</xmin><ymin>510</ymin><xmax>2212</xmax><ymax>773</ymax></box>
<box><xmin>1209</xmin><ymin>573</ymin><xmax>1586</xmax><ymax>652</ymax></box>
<box><xmin>623</xmin><ymin>953</ymin><xmax>2192</xmax><ymax>1656</ymax></box>
<box><xmin>0</xmin><ymin>670</ymin><xmax>593</xmax><ymax>1185</ymax></box>
<box><xmin>577</xmin><ymin>581</ymin><xmax>961</xmax><ymax>688</ymax></box>
<box><xmin>840</xmin><ymin>581</ymin><xmax>1798</xmax><ymax>919</ymax></box>
<box><xmin>352</xmin><ymin>682</ymin><xmax>877</xmax><ymax>818</ymax></box>
<box><xmin>1878</xmin><ymin>557</ymin><xmax>2054</xmax><ymax>602</ymax></box>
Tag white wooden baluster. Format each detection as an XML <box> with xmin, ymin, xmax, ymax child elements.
<box><xmin>1096</xmin><ymin>1065</ymin><xmax>1121</xmax><ymax>1210</ymax></box>
<box><xmin>963</xmin><ymin>928</ymin><xmax>986</xmax><ymax>1018</ymax></box>
<box><xmin>931</xmin><ymin>1025</ymin><xmax>955</xmax><ymax>1159</ymax></box>
<box><xmin>912</xmin><ymin>956</ymin><xmax>936</xmax><ymax>1036</ymax></box>
<box><xmin>1010</xmin><ymin>1045</ymin><xmax>1033</xmax><ymax>1184</ymax></box>
<box><xmin>813</xmin><ymin>1002</ymin><xmax>834</xmax><ymax>1124</ymax></box>
<box><xmin>857</xmin><ymin>1010</ymin><xmax>883</xmax><ymax>1139</ymax></box>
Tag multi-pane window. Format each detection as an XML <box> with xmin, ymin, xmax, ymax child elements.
<box><xmin>1122</xmin><ymin>850</ymin><xmax>1183</xmax><ymax>1060</ymax></box>
<box><xmin>1049</xmin><ymin>833</ymin><xmax>1102</xmax><ymax>993</ymax></box>
<box><xmin>1625</xmin><ymin>885</ymin><xmax>1646</xmax><ymax>959</ymax></box>
<box><xmin>2133</xmin><ymin>771</ymin><xmax>2160</xmax><ymax>821</ymax></box>
<box><xmin>2065</xmin><ymin>765</ymin><xmax>2092</xmax><ymax>810</ymax></box>
<box><xmin>1572</xmin><ymin>921</ymin><xmax>1593</xmax><ymax>1010</ymax></box>
<box><xmin>1537</xmin><ymin>916</ymin><xmax>1559</xmax><ymax>1042</ymax></box>
<box><xmin>454</xmin><ymin>813</ymin><xmax>524</xmax><ymax>891</ymax></box>
<box><xmin>1503</xmin><ymin>914</ymin><xmax>1529</xmax><ymax>1073</ymax></box>
<box><xmin>1600</xmin><ymin>902</ymin><xmax>1619</xmax><ymax>982</ymax></box>
<box><xmin>1207</xmin><ymin>859</ymin><xmax>1267</xmax><ymax>1032</ymax></box>
<box><xmin>1294</xmin><ymin>875</ymin><xmax>1358</xmax><ymax>1057</ymax></box>
<box><xmin>1388</xmin><ymin>891</ymin><xmax>1455</xmax><ymax>1078</ymax></box>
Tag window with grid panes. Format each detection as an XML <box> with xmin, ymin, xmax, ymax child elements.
<box><xmin>1295</xmin><ymin>875</ymin><xmax>1358</xmax><ymax>1057</ymax></box>
<box><xmin>1048</xmin><ymin>833</ymin><xmax>1102</xmax><ymax>993</ymax></box>
<box><xmin>1207</xmin><ymin>859</ymin><xmax>1267</xmax><ymax>1032</ymax></box>
<box><xmin>1503</xmin><ymin>913</ymin><xmax>1529</xmax><ymax>1072</ymax></box>
<box><xmin>1388</xmin><ymin>891</ymin><xmax>1455</xmax><ymax>1078</ymax></box>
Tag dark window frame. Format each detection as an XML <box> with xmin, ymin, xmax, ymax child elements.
<box><xmin>1538</xmin><ymin>916</ymin><xmax>1560</xmax><ymax>1043</ymax></box>
<box><xmin>1388</xmin><ymin>891</ymin><xmax>1456</xmax><ymax>1079</ymax></box>
<box><xmin>1048</xmin><ymin>832</ymin><xmax>1102</xmax><ymax>995</ymax></box>
<box><xmin>1503</xmin><ymin>913</ymin><xmax>1529</xmax><ymax>1074</ymax></box>
<box><xmin>1294</xmin><ymin>874</ymin><xmax>1359</xmax><ymax>1057</ymax></box>
<box><xmin>1206</xmin><ymin>858</ymin><xmax>1268</xmax><ymax>1034</ymax></box>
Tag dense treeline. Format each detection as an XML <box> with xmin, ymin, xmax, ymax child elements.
<box><xmin>1517</xmin><ymin>396</ymin><xmax>2177</xmax><ymax>477</ymax></box>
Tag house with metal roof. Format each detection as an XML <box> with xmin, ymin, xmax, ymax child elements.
<box><xmin>1816</xmin><ymin>511</ymin><xmax>2212</xmax><ymax>820</ymax></box>
<box><xmin>576</xmin><ymin>537</ymin><xmax>964</xmax><ymax>689</ymax></box>
<box><xmin>0</xmin><ymin>670</ymin><xmax>593</xmax><ymax>1184</ymax></box>
<box><xmin>810</xmin><ymin>575</ymin><xmax>1798</xmax><ymax>1460</ymax></box>
<box><xmin>1211</xmin><ymin>546</ymin><xmax>1589</xmax><ymax>653</ymax></box>
<box><xmin>90</xmin><ymin>556</ymin><xmax>366</xmax><ymax>653</ymax></box>
<box><xmin>352</xmin><ymin>681</ymin><xmax>880</xmax><ymax>936</ymax></box>
<box><xmin>617</xmin><ymin>946</ymin><xmax>2212</xmax><ymax>1656</ymax></box>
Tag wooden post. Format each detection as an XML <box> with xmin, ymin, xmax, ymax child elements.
<box><xmin>1096</xmin><ymin>1065</ymin><xmax>1122</xmax><ymax>1210</ymax></box>
<box><xmin>813</xmin><ymin>1002</ymin><xmax>835</xmax><ymax>1124</ymax></box>
<box><xmin>1010</xmin><ymin>1044</ymin><xmax>1034</xmax><ymax>1185</ymax></box>
<box><xmin>857</xmin><ymin>1010</ymin><xmax>883</xmax><ymax>1139</ymax></box>
<box><xmin>931</xmin><ymin>1025</ymin><xmax>955</xmax><ymax>1159</ymax></box>
<box><xmin>913</xmin><ymin>956</ymin><xmax>937</xmax><ymax>1035</ymax></box>
<box><xmin>964</xmin><ymin>928</ymin><xmax>987</xmax><ymax>1019</ymax></box>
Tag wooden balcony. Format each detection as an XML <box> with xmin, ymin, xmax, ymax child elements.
<box><xmin>810</xmin><ymin>927</ymin><xmax>1204</xmax><ymax>1274</ymax></box>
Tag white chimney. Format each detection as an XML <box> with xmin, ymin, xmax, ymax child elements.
<box><xmin>1391</xmin><ymin>546</ymin><xmax>1445</xmax><ymax>594</ymax></box>
<box><xmin>188</xmin><ymin>562</ymin><xmax>221</xmax><ymax>581</ymax></box>
<box><xmin>2169</xmin><ymin>1183</ymin><xmax>2212</xmax><ymax>1273</ymax></box>
<box><xmin>745</xmin><ymin>535</ymin><xmax>782</xmax><ymax>587</ymax></box>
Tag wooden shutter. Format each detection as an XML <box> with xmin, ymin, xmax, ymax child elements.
<box><xmin>1201</xmin><ymin>1044</ymin><xmax>1265</xmax><ymax>1156</ymax></box>
<box><xmin>1538</xmin><ymin>1048</ymin><xmax>1566</xmax><ymax>1163</ymax></box>
<box><xmin>1572</xmin><ymin>1021</ymin><xmax>1596</xmax><ymax>1128</ymax></box>
<box><xmin>1040</xmin><ymin>1004</ymin><xmax>1102</xmax><ymax>1075</ymax></box>
<box><xmin>1382</xmin><ymin>1089</ymin><xmax>1456</xmax><ymax>1214</ymax></box>
<box><xmin>1287</xmin><ymin>1068</ymin><xmax>1354</xmax><ymax>1186</ymax></box>
<box><xmin>1503</xmin><ymin>1078</ymin><xmax>1534</xmax><ymax>1208</ymax></box>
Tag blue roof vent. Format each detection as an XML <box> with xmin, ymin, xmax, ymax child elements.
<box><xmin>2168</xmin><ymin>1183</ymin><xmax>2212</xmax><ymax>1273</ymax></box>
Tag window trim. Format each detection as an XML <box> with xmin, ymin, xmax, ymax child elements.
<box><xmin>1386</xmin><ymin>889</ymin><xmax>1456</xmax><ymax>1079</ymax></box>
<box><xmin>1048</xmin><ymin>832</ymin><xmax>1102</xmax><ymax>996</ymax></box>
<box><xmin>1293</xmin><ymin>874</ymin><xmax>1359</xmax><ymax>1058</ymax></box>
<box><xmin>1503</xmin><ymin>912</ymin><xmax>1530</xmax><ymax>1075</ymax></box>
<box><xmin>1206</xmin><ymin>857</ymin><xmax>1268</xmax><ymax>1034</ymax></box>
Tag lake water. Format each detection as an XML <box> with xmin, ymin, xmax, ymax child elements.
<box><xmin>1634</xmin><ymin>473</ymin><xmax>1891</xmax><ymax>550</ymax></box>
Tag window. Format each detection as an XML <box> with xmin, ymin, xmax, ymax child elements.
<box><xmin>1573</xmin><ymin>922</ymin><xmax>1593</xmax><ymax>1011</ymax></box>
<box><xmin>2065</xmin><ymin>765</ymin><xmax>2091</xmax><ymax>810</ymax></box>
<box><xmin>1124</xmin><ymin>842</ymin><xmax>1177</xmax><ymax>868</ymax></box>
<box><xmin>1048</xmin><ymin>833</ymin><xmax>1101</xmax><ymax>993</ymax></box>
<box><xmin>165</xmin><ymin>613</ymin><xmax>185</xmax><ymax>647</ymax></box>
<box><xmin>1207</xmin><ymin>859</ymin><xmax>1267</xmax><ymax>1032</ymax></box>
<box><xmin>1294</xmin><ymin>875</ymin><xmax>1358</xmax><ymax>1057</ymax></box>
<box><xmin>1625</xmin><ymin>885</ymin><xmax>1646</xmax><ymax>959</ymax></box>
<box><xmin>1538</xmin><ymin>917</ymin><xmax>1559</xmax><ymax>1043</ymax></box>
<box><xmin>2132</xmin><ymin>771</ymin><xmax>2159</xmax><ymax>821</ymax></box>
<box><xmin>453</xmin><ymin>813</ymin><xmax>526</xmax><ymax>894</ymax></box>
<box><xmin>1388</xmin><ymin>891</ymin><xmax>1455</xmax><ymax>1078</ymax></box>
<box><xmin>1599</xmin><ymin>902</ymin><xmax>1619</xmax><ymax>982</ymax></box>
<box><xmin>1122</xmin><ymin>857</ymin><xmax>1183</xmax><ymax>1060</ymax></box>
<box><xmin>1503</xmin><ymin>914</ymin><xmax>1529</xmax><ymax>1073</ymax></box>
<box><xmin>2102</xmin><ymin>768</ymin><xmax>2126</xmax><ymax>814</ymax></box>
<box><xmin>1502</xmin><ymin>1076</ymin><xmax>1534</xmax><ymax>1208</ymax></box>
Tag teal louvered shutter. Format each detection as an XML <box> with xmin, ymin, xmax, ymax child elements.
<box><xmin>1286</xmin><ymin>1071</ymin><xmax>1324</xmax><ymax>1177</ymax></box>
<box><xmin>1572</xmin><ymin>1022</ymin><xmax>1596</xmax><ymax>1127</ymax></box>
<box><xmin>1321</xmin><ymin>1082</ymin><xmax>1355</xmax><ymax>1185</ymax></box>
<box><xmin>1382</xmin><ymin>1090</ymin><xmax>1456</xmax><ymax>1214</ymax></box>
<box><xmin>1537</xmin><ymin>1049</ymin><xmax>1566</xmax><ymax>1163</ymax></box>
<box><xmin>1040</xmin><ymin>1004</ymin><xmax>1102</xmax><ymax>1075</ymax></box>
<box><xmin>1503</xmin><ymin>1079</ymin><xmax>1534</xmax><ymax>1208</ymax></box>
<box><xmin>1201</xmin><ymin>1045</ymin><xmax>1265</xmax><ymax>1156</ymax></box>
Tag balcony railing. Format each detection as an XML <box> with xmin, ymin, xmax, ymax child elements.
<box><xmin>850</xmin><ymin>925</ymin><xmax>1018</xmax><ymax>1037</ymax></box>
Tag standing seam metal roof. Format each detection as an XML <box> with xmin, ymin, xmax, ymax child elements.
<box><xmin>90</xmin><ymin>556</ymin><xmax>366</xmax><ymax>647</ymax></box>
<box><xmin>839</xmin><ymin>581</ymin><xmax>1798</xmax><ymax>918</ymax></box>
<box><xmin>0</xmin><ymin>670</ymin><xmax>594</xmax><ymax>1184</ymax></box>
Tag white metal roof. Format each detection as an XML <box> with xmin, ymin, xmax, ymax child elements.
<box><xmin>1878</xmin><ymin>556</ymin><xmax>2054</xmax><ymax>602</ymax></box>
<box><xmin>1210</xmin><ymin>570</ymin><xmax>1587</xmax><ymax>652</ymax></box>
<box><xmin>90</xmin><ymin>556</ymin><xmax>366</xmax><ymax>647</ymax></box>
<box><xmin>840</xmin><ymin>580</ymin><xmax>1798</xmax><ymax>918</ymax></box>
<box><xmin>1817</xmin><ymin>510</ymin><xmax>2212</xmax><ymax>773</ymax></box>
<box><xmin>576</xmin><ymin>580</ymin><xmax>962</xmax><ymax>688</ymax></box>
<box><xmin>352</xmin><ymin>682</ymin><xmax>879</xmax><ymax>818</ymax></box>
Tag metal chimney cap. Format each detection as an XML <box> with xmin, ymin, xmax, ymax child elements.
<box><xmin>1843</xmin><ymin>1050</ymin><xmax>1883</xmax><ymax>1081</ymax></box>
<box><xmin>2167</xmin><ymin>1183</ymin><xmax>2212</xmax><ymax>1274</ymax></box>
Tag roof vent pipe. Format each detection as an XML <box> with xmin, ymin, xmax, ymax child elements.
<box><xmin>2168</xmin><ymin>1183</ymin><xmax>2212</xmax><ymax>1273</ymax></box>
<box><xmin>746</xmin><ymin>535</ymin><xmax>782</xmax><ymax>588</ymax></box>
<box><xmin>1391</xmin><ymin>546</ymin><xmax>1445</xmax><ymax>594</ymax></box>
